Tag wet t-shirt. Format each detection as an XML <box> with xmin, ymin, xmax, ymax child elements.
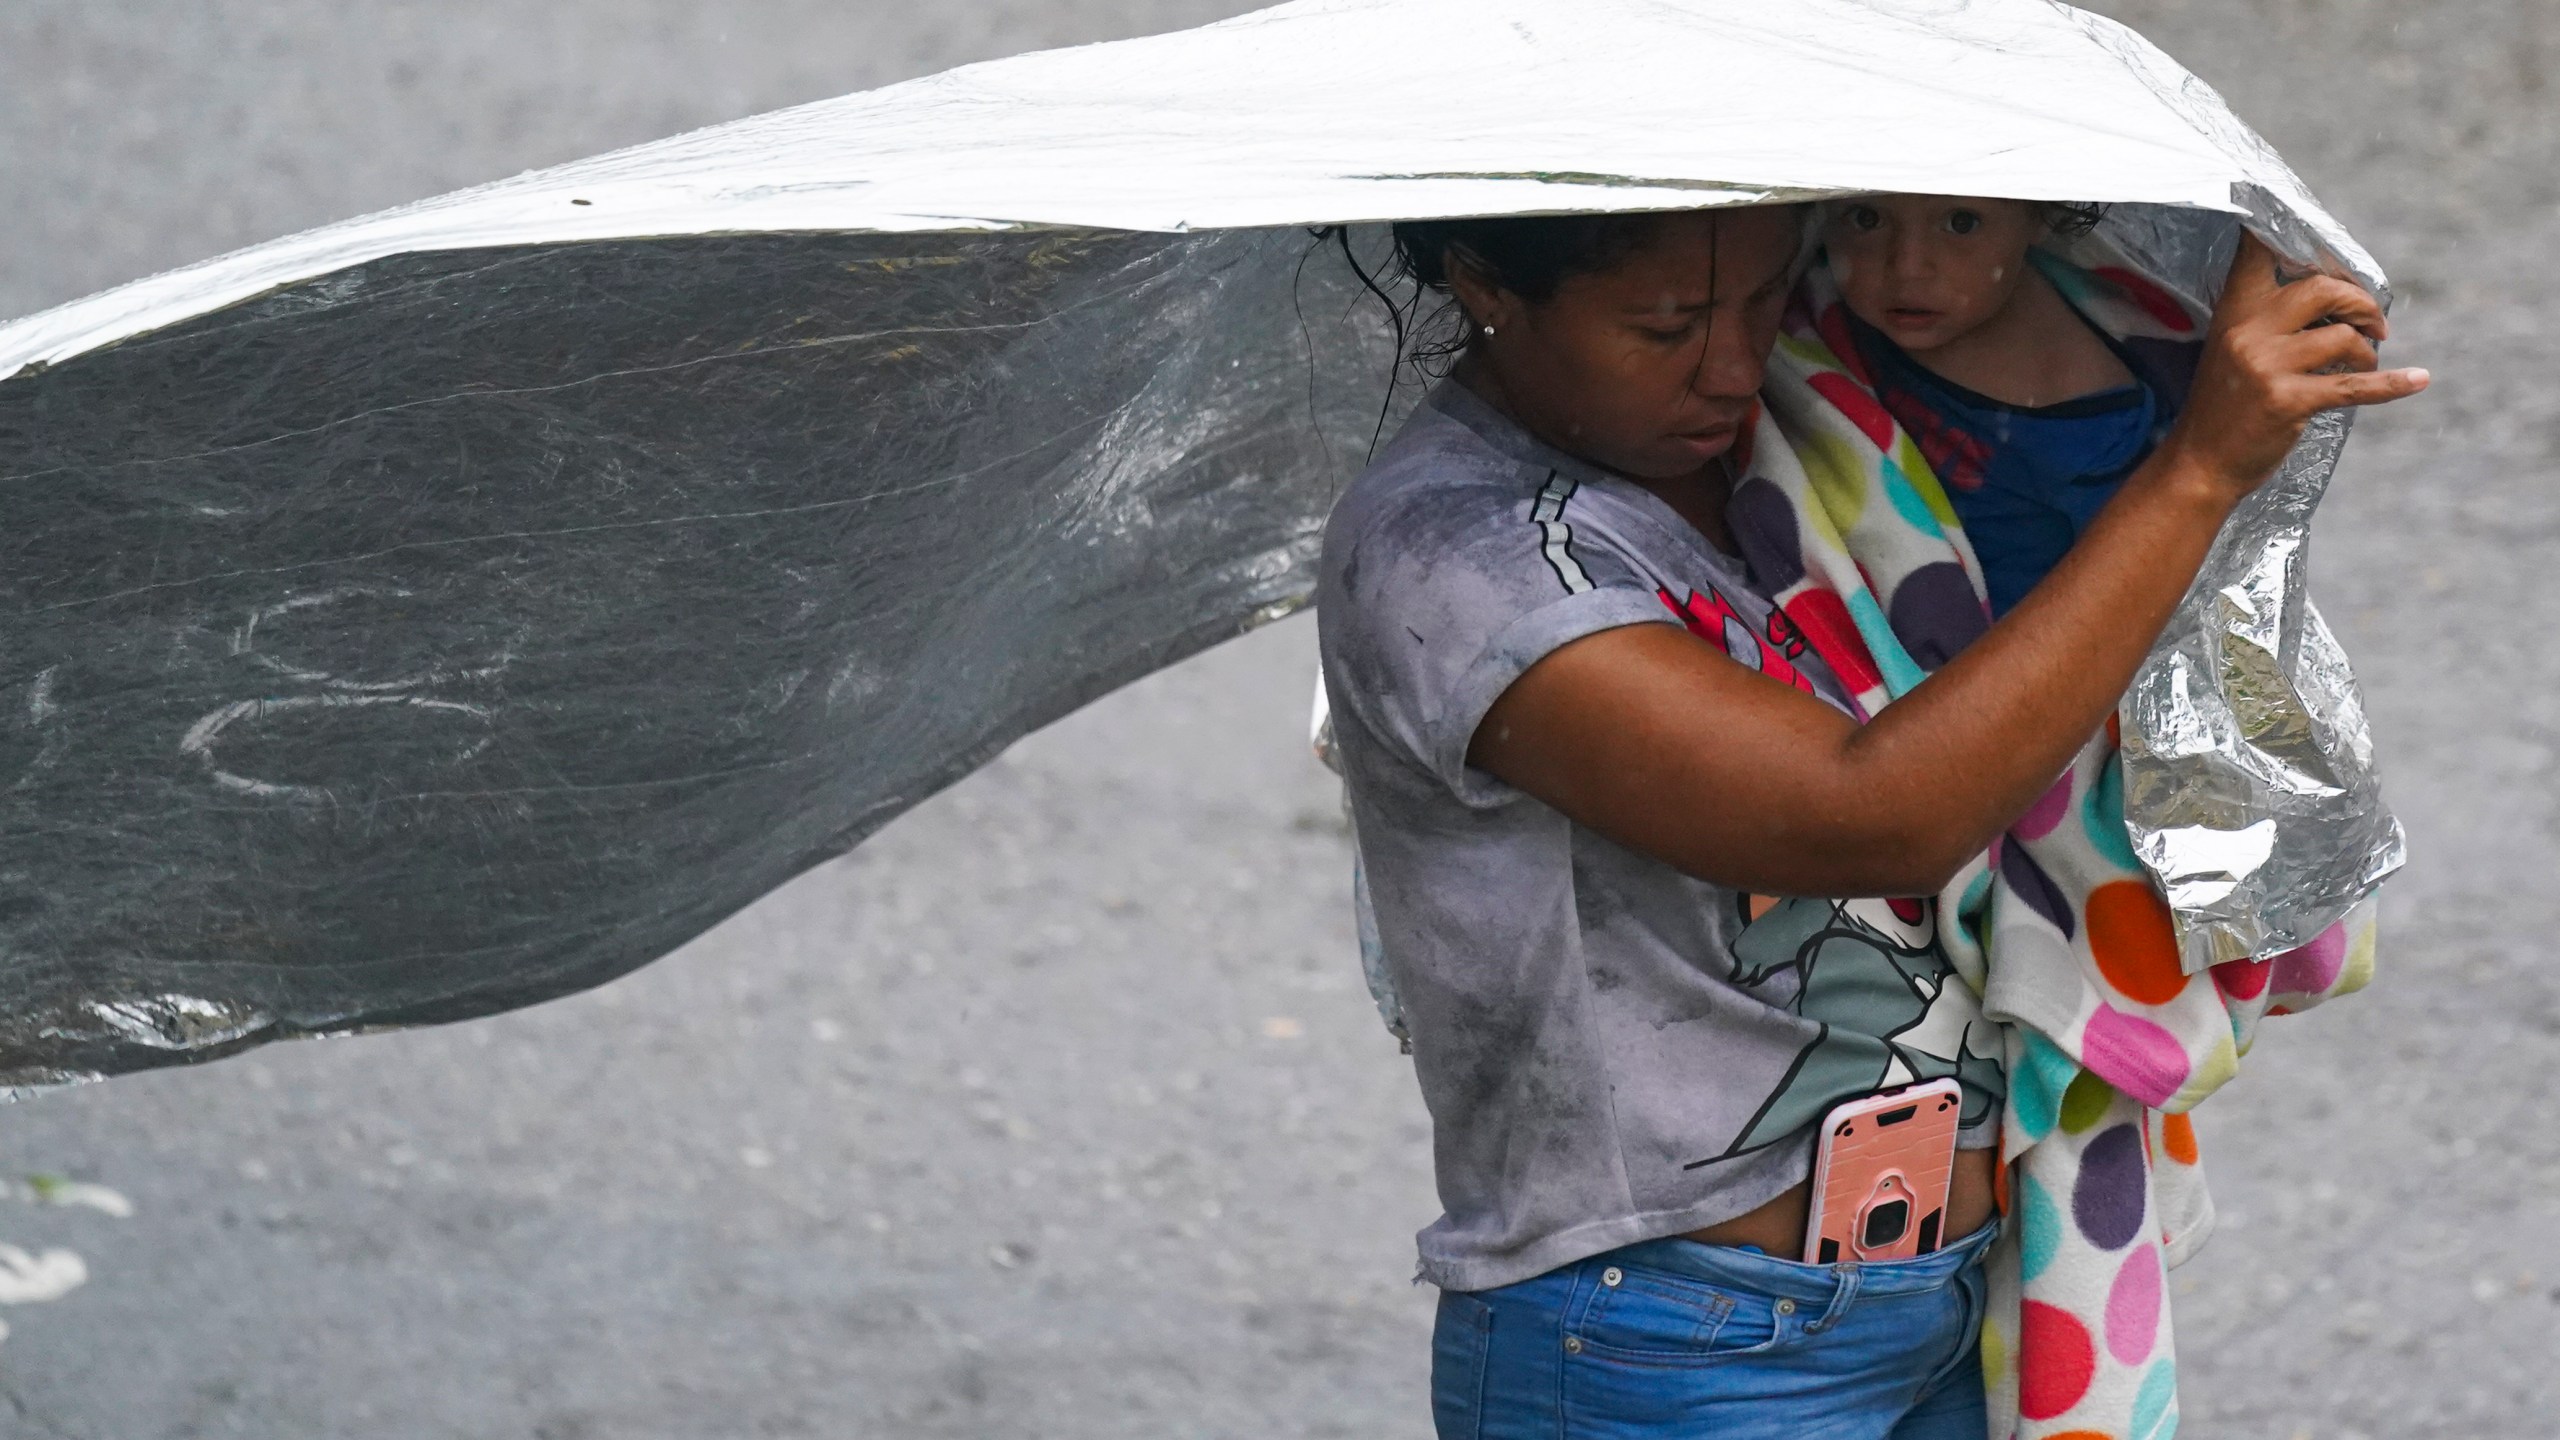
<box><xmin>1316</xmin><ymin>383</ymin><xmax>2003</xmax><ymax>1294</ymax></box>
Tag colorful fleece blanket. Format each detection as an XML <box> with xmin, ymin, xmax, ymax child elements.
<box><xmin>1729</xmin><ymin>241</ymin><xmax>2379</xmax><ymax>1440</ymax></box>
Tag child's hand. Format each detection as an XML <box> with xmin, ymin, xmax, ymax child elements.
<box><xmin>2168</xmin><ymin>231</ymin><xmax>2429</xmax><ymax>500</ymax></box>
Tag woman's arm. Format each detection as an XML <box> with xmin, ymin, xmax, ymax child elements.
<box><xmin>1469</xmin><ymin>234</ymin><xmax>2428</xmax><ymax>898</ymax></box>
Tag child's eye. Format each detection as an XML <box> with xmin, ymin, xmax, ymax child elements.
<box><xmin>1846</xmin><ymin>205</ymin><xmax>1884</xmax><ymax>232</ymax></box>
<box><xmin>1946</xmin><ymin>210</ymin><xmax>1983</xmax><ymax>236</ymax></box>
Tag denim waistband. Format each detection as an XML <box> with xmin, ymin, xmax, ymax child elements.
<box><xmin>1599</xmin><ymin>1219</ymin><xmax>1998</xmax><ymax>1303</ymax></box>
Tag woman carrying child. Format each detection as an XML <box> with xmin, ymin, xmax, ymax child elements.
<box><xmin>1822</xmin><ymin>196</ymin><xmax>2199</xmax><ymax>618</ymax></box>
<box><xmin>1313</xmin><ymin>202</ymin><xmax>2422</xmax><ymax>1438</ymax></box>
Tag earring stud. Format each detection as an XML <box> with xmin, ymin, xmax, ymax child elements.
<box><xmin>1481</xmin><ymin>324</ymin><xmax>1497</xmax><ymax>337</ymax></box>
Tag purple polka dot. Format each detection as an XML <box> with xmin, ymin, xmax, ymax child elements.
<box><xmin>2001</xmin><ymin>841</ymin><xmax>2076</xmax><ymax>939</ymax></box>
<box><xmin>2270</xmin><ymin>922</ymin><xmax>2347</xmax><ymax>997</ymax></box>
<box><xmin>2081</xmin><ymin>1005</ymin><xmax>2191</xmax><ymax>1108</ymax></box>
<box><xmin>1886</xmin><ymin>561</ymin><xmax>1989</xmax><ymax>671</ymax></box>
<box><xmin>2016</xmin><ymin>770</ymin><xmax>2074</xmax><ymax>841</ymax></box>
<box><xmin>2072</xmin><ymin>1122</ymin><xmax>2149</xmax><ymax>1251</ymax></box>
<box><xmin>2106</xmin><ymin>1243</ymin><xmax>2163</xmax><ymax>1365</ymax></box>
<box><xmin>1726</xmin><ymin>478</ymin><xmax>1806</xmax><ymax>592</ymax></box>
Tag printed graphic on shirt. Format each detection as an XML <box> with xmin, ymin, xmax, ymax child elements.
<box><xmin>1656</xmin><ymin>584</ymin><xmax>1820</xmax><ymax>697</ymax></box>
<box><xmin>1531</xmin><ymin>473</ymin><xmax>1596</xmax><ymax>594</ymax></box>
<box><xmin>1684</xmin><ymin>894</ymin><xmax>2006</xmax><ymax>1167</ymax></box>
<box><xmin>1875</xmin><ymin>385</ymin><xmax>1996</xmax><ymax>493</ymax></box>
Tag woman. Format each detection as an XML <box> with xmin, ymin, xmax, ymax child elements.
<box><xmin>1313</xmin><ymin>204</ymin><xmax>2422</xmax><ymax>1439</ymax></box>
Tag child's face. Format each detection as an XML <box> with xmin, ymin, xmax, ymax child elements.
<box><xmin>1823</xmin><ymin>196</ymin><xmax>2044</xmax><ymax>354</ymax></box>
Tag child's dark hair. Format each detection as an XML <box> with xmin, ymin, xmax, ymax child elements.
<box><xmin>2046</xmin><ymin>201</ymin><xmax>2109</xmax><ymax>239</ymax></box>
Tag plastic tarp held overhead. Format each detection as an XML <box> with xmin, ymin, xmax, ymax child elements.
<box><xmin>0</xmin><ymin>0</ymin><xmax>2399</xmax><ymax>1085</ymax></box>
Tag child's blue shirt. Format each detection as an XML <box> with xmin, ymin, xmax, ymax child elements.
<box><xmin>1850</xmin><ymin>305</ymin><xmax>2179</xmax><ymax>618</ymax></box>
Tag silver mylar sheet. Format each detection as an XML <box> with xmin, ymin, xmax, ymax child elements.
<box><xmin>0</xmin><ymin>228</ymin><xmax>1395</xmax><ymax>1086</ymax></box>
<box><xmin>2064</xmin><ymin>18</ymin><xmax>2409</xmax><ymax>970</ymax></box>
<box><xmin>0</xmin><ymin>0</ymin><xmax>2398</xmax><ymax>1084</ymax></box>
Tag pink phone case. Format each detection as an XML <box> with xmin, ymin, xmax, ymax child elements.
<box><xmin>1801</xmin><ymin>1078</ymin><xmax>1964</xmax><ymax>1266</ymax></box>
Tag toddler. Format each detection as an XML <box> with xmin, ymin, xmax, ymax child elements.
<box><xmin>1821</xmin><ymin>196</ymin><xmax>2186</xmax><ymax>616</ymax></box>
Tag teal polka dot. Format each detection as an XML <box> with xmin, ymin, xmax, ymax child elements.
<box><xmin>1847</xmin><ymin>590</ymin><xmax>1926</xmax><ymax>695</ymax></box>
<box><xmin>2019</xmin><ymin>1173</ymin><xmax>2061</xmax><ymax>1283</ymax></box>
<box><xmin>2033</xmin><ymin>249</ymin><xmax>2101</xmax><ymax>308</ymax></box>
<box><xmin>2083</xmin><ymin>754</ymin><xmax>2140</xmax><ymax>871</ymax></box>
<box><xmin>2133</xmin><ymin>1357</ymin><xmax>2178</xmax><ymax>1440</ymax></box>
<box><xmin>1960</xmin><ymin>868</ymin><xmax>1993</xmax><ymax>915</ymax></box>
<box><xmin>2010</xmin><ymin>1030</ymin><xmax>2078</xmax><ymax>1141</ymax></box>
<box><xmin>1879</xmin><ymin>454</ymin><xmax>1944</xmax><ymax>538</ymax></box>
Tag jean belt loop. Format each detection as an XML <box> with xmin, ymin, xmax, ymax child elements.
<box><xmin>1809</xmin><ymin>1260</ymin><xmax>1862</xmax><ymax>1333</ymax></box>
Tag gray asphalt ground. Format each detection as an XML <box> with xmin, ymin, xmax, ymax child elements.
<box><xmin>0</xmin><ymin>3</ymin><xmax>2553</xmax><ymax>1437</ymax></box>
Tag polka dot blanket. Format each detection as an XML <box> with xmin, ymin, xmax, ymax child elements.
<box><xmin>1726</xmin><ymin>240</ymin><xmax>2380</xmax><ymax>1440</ymax></box>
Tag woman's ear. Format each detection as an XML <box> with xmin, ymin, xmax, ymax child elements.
<box><xmin>1443</xmin><ymin>250</ymin><xmax>1512</xmax><ymax>336</ymax></box>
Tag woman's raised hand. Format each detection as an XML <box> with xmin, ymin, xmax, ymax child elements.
<box><xmin>2165</xmin><ymin>231</ymin><xmax>2430</xmax><ymax>501</ymax></box>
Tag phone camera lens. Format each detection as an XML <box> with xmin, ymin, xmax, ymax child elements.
<box><xmin>1861</xmin><ymin>1200</ymin><xmax>1910</xmax><ymax>1248</ymax></box>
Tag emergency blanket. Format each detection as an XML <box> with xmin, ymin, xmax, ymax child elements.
<box><xmin>1735</xmin><ymin>247</ymin><xmax>2379</xmax><ymax>1438</ymax></box>
<box><xmin>0</xmin><ymin>0</ymin><xmax>2399</xmax><ymax>1113</ymax></box>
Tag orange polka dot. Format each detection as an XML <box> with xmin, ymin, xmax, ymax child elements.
<box><xmin>2087</xmin><ymin>881</ymin><xmax>2190</xmax><ymax>1005</ymax></box>
<box><xmin>2161</xmin><ymin>1112</ymin><xmax>2200</xmax><ymax>1166</ymax></box>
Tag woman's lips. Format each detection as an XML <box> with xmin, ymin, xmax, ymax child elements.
<box><xmin>1670</xmin><ymin>424</ymin><xmax>1738</xmax><ymax>457</ymax></box>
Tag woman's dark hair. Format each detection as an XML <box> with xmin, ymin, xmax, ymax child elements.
<box><xmin>1315</xmin><ymin>211</ymin><xmax>1747</xmax><ymax>457</ymax></box>
<box><xmin>1323</xmin><ymin>214</ymin><xmax>1675</xmax><ymax>410</ymax></box>
<box><xmin>1388</xmin><ymin>213</ymin><xmax>1676</xmax><ymax>305</ymax></box>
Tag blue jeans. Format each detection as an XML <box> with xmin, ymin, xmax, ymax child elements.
<box><xmin>1431</xmin><ymin>1224</ymin><xmax>1993</xmax><ymax>1440</ymax></box>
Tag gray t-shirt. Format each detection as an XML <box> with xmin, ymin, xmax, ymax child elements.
<box><xmin>1317</xmin><ymin>383</ymin><xmax>2003</xmax><ymax>1294</ymax></box>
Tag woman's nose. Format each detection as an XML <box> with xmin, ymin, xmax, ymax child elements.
<box><xmin>1694</xmin><ymin>323</ymin><xmax>1766</xmax><ymax>400</ymax></box>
